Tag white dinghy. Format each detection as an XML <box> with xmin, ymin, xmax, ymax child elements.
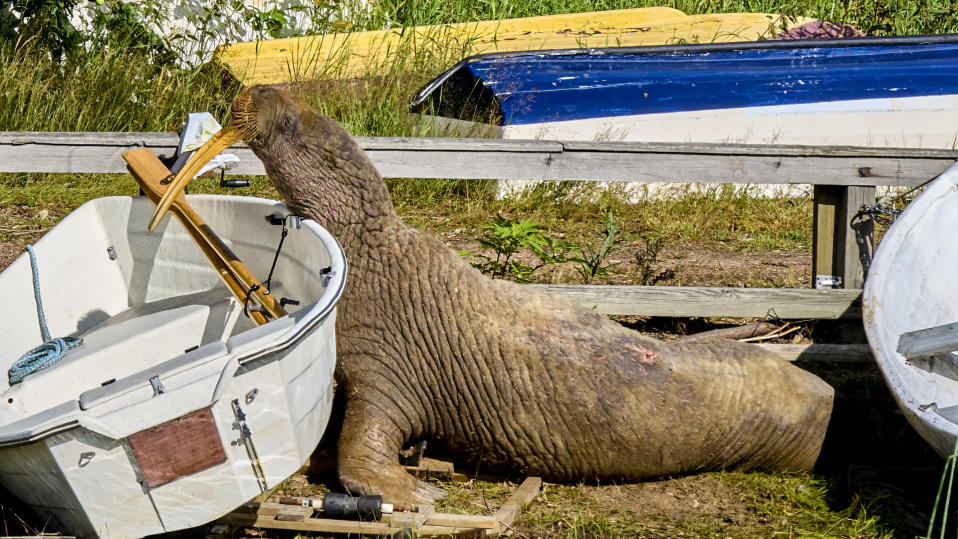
<box><xmin>0</xmin><ymin>150</ymin><xmax>346</xmax><ymax>537</ymax></box>
<box><xmin>864</xmin><ymin>161</ymin><xmax>958</xmax><ymax>457</ymax></box>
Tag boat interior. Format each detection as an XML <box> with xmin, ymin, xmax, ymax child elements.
<box><xmin>0</xmin><ymin>195</ymin><xmax>337</xmax><ymax>423</ymax></box>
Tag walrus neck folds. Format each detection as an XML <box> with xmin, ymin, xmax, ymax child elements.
<box><xmin>236</xmin><ymin>87</ymin><xmax>396</xmax><ymax>239</ymax></box>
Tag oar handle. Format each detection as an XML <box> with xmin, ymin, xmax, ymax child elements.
<box><xmin>123</xmin><ymin>149</ymin><xmax>287</xmax><ymax>325</ymax></box>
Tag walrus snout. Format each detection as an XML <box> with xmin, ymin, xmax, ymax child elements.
<box><xmin>148</xmin><ymin>85</ymin><xmax>269</xmax><ymax>233</ymax></box>
<box><xmin>233</xmin><ymin>85</ymin><xmax>311</xmax><ymax>146</ymax></box>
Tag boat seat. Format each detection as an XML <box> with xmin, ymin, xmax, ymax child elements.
<box><xmin>87</xmin><ymin>287</ymin><xmax>242</xmax><ymax>344</ymax></box>
<box><xmin>897</xmin><ymin>322</ymin><xmax>958</xmax><ymax>382</ymax></box>
<box><xmin>7</xmin><ymin>288</ymin><xmax>242</xmax><ymax>418</ymax></box>
<box><xmin>898</xmin><ymin>321</ymin><xmax>958</xmax><ymax>361</ymax></box>
<box><xmin>78</xmin><ymin>340</ymin><xmax>228</xmax><ymax>411</ymax></box>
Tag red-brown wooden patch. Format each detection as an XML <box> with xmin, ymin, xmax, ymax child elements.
<box><xmin>128</xmin><ymin>406</ymin><xmax>227</xmax><ymax>488</ymax></box>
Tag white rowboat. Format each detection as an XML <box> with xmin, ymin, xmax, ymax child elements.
<box><xmin>864</xmin><ymin>161</ymin><xmax>958</xmax><ymax>457</ymax></box>
<box><xmin>0</xmin><ymin>194</ymin><xmax>346</xmax><ymax>537</ymax></box>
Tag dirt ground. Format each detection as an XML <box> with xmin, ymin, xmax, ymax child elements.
<box><xmin>0</xmin><ymin>205</ymin><xmax>946</xmax><ymax>538</ymax></box>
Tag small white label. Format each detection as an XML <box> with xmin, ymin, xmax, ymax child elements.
<box><xmin>815</xmin><ymin>275</ymin><xmax>843</xmax><ymax>289</ymax></box>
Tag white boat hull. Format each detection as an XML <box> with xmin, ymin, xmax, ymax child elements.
<box><xmin>0</xmin><ymin>195</ymin><xmax>346</xmax><ymax>537</ymax></box>
<box><xmin>501</xmin><ymin>95</ymin><xmax>958</xmax><ymax>149</ymax></box>
<box><xmin>864</xmin><ymin>162</ymin><xmax>958</xmax><ymax>457</ymax></box>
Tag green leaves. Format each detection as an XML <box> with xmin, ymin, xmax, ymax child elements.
<box><xmin>243</xmin><ymin>7</ymin><xmax>288</xmax><ymax>40</ymax></box>
<box><xmin>567</xmin><ymin>211</ymin><xmax>620</xmax><ymax>285</ymax></box>
<box><xmin>461</xmin><ymin>212</ymin><xmax>632</xmax><ymax>285</ymax></box>
<box><xmin>461</xmin><ymin>215</ymin><xmax>565</xmax><ymax>282</ymax></box>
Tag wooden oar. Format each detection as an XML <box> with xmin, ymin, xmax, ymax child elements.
<box><xmin>123</xmin><ymin>148</ymin><xmax>287</xmax><ymax>325</ymax></box>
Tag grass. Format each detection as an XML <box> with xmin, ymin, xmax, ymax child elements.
<box><xmin>404</xmin><ymin>471</ymin><xmax>894</xmax><ymax>538</ymax></box>
<box><xmin>352</xmin><ymin>0</ymin><xmax>957</xmax><ymax>35</ymax></box>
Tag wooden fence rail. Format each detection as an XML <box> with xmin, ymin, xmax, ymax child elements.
<box><xmin>1</xmin><ymin>132</ymin><xmax>956</xmax><ymax>186</ymax></box>
<box><xmin>534</xmin><ymin>285</ymin><xmax>861</xmax><ymax>319</ymax></box>
<box><xmin>2</xmin><ymin>132</ymin><xmax>950</xmax><ymax>324</ymax></box>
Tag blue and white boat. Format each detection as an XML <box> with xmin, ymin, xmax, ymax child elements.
<box><xmin>411</xmin><ymin>34</ymin><xmax>958</xmax><ymax>148</ymax></box>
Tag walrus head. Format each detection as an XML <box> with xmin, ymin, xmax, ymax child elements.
<box><xmin>149</xmin><ymin>85</ymin><xmax>392</xmax><ymax>233</ymax></box>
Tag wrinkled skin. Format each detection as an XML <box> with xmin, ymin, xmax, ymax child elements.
<box><xmin>235</xmin><ymin>85</ymin><xmax>834</xmax><ymax>503</ymax></box>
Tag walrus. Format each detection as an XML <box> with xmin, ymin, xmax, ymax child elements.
<box><xmin>152</xmin><ymin>85</ymin><xmax>834</xmax><ymax>504</ymax></box>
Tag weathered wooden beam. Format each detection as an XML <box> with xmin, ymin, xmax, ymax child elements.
<box><xmin>812</xmin><ymin>185</ymin><xmax>875</xmax><ymax>289</ymax></box>
<box><xmin>221</xmin><ymin>510</ymin><xmax>483</xmax><ymax>536</ymax></box>
<box><xmin>757</xmin><ymin>343</ymin><xmax>873</xmax><ymax>363</ymax></box>
<box><xmin>897</xmin><ymin>322</ymin><xmax>958</xmax><ymax>360</ymax></box>
<box><xmin>493</xmin><ymin>477</ymin><xmax>542</xmax><ymax>534</ymax></box>
<box><xmin>812</xmin><ymin>185</ymin><xmax>840</xmax><ymax>289</ymax></box>
<box><xmin>838</xmin><ymin>186</ymin><xmax>875</xmax><ymax>289</ymax></box>
<box><xmin>0</xmin><ymin>132</ymin><xmax>953</xmax><ymax>186</ymax></box>
<box><xmin>531</xmin><ymin>284</ymin><xmax>862</xmax><ymax>319</ymax></box>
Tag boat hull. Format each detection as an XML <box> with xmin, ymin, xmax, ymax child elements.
<box><xmin>218</xmin><ymin>7</ymin><xmax>802</xmax><ymax>84</ymax></box>
<box><xmin>864</xmin><ymin>162</ymin><xmax>958</xmax><ymax>457</ymax></box>
<box><xmin>0</xmin><ymin>196</ymin><xmax>346</xmax><ymax>537</ymax></box>
<box><xmin>413</xmin><ymin>35</ymin><xmax>958</xmax><ymax>149</ymax></box>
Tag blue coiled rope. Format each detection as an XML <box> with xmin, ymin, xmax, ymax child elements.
<box><xmin>9</xmin><ymin>245</ymin><xmax>82</xmax><ymax>385</ymax></box>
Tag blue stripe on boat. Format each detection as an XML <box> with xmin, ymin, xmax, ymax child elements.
<box><xmin>412</xmin><ymin>35</ymin><xmax>958</xmax><ymax>126</ymax></box>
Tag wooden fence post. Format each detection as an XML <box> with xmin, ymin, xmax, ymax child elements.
<box><xmin>812</xmin><ymin>185</ymin><xmax>875</xmax><ymax>289</ymax></box>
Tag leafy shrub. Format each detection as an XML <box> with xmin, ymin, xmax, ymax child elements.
<box><xmin>460</xmin><ymin>215</ymin><xmax>565</xmax><ymax>282</ymax></box>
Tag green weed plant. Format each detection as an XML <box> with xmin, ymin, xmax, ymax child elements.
<box><xmin>568</xmin><ymin>211</ymin><xmax>621</xmax><ymax>285</ymax></box>
<box><xmin>460</xmin><ymin>215</ymin><xmax>566</xmax><ymax>282</ymax></box>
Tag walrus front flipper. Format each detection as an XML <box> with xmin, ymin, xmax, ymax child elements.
<box><xmin>337</xmin><ymin>384</ymin><xmax>447</xmax><ymax>504</ymax></box>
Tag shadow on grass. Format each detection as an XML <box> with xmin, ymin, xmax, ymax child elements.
<box><xmin>805</xmin><ymin>359</ymin><xmax>944</xmax><ymax>537</ymax></box>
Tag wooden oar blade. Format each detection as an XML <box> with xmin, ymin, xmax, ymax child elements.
<box><xmin>148</xmin><ymin>126</ymin><xmax>241</xmax><ymax>233</ymax></box>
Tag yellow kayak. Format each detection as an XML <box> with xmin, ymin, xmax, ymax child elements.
<box><xmin>217</xmin><ymin>7</ymin><xmax>810</xmax><ymax>84</ymax></box>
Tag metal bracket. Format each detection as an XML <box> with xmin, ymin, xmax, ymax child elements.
<box><xmin>815</xmin><ymin>275</ymin><xmax>843</xmax><ymax>289</ymax></box>
<box><xmin>231</xmin><ymin>399</ymin><xmax>268</xmax><ymax>491</ymax></box>
<box><xmin>266</xmin><ymin>214</ymin><xmax>303</xmax><ymax>229</ymax></box>
<box><xmin>320</xmin><ymin>267</ymin><xmax>334</xmax><ymax>287</ymax></box>
<box><xmin>149</xmin><ymin>375</ymin><xmax>165</xmax><ymax>396</ymax></box>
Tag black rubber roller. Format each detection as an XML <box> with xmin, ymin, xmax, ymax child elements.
<box><xmin>322</xmin><ymin>492</ymin><xmax>384</xmax><ymax>520</ymax></box>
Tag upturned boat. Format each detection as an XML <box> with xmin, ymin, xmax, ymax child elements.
<box><xmin>217</xmin><ymin>7</ymin><xmax>802</xmax><ymax>84</ymax></box>
<box><xmin>0</xmin><ymin>149</ymin><xmax>346</xmax><ymax>537</ymax></box>
<box><xmin>411</xmin><ymin>34</ymin><xmax>958</xmax><ymax>148</ymax></box>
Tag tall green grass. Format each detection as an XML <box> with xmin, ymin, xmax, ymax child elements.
<box><xmin>2</xmin><ymin>0</ymin><xmax>955</xmax><ymax>135</ymax></box>
<box><xmin>0</xmin><ymin>41</ymin><xmax>237</xmax><ymax>132</ymax></box>
<box><xmin>354</xmin><ymin>0</ymin><xmax>956</xmax><ymax>35</ymax></box>
<box><xmin>0</xmin><ymin>0</ymin><xmax>954</xmax><ymax>214</ymax></box>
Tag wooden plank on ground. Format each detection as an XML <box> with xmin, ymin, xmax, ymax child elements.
<box><xmin>223</xmin><ymin>507</ymin><xmax>484</xmax><ymax>536</ymax></box>
<box><xmin>492</xmin><ymin>477</ymin><xmax>542</xmax><ymax>535</ymax></box>
<box><xmin>224</xmin><ymin>501</ymin><xmax>499</xmax><ymax>536</ymax></box>
<box><xmin>0</xmin><ymin>132</ymin><xmax>954</xmax><ymax>186</ymax></box>
<box><xmin>757</xmin><ymin>343</ymin><xmax>873</xmax><ymax>363</ymax></box>
<box><xmin>897</xmin><ymin>322</ymin><xmax>958</xmax><ymax>360</ymax></box>
<box><xmin>391</xmin><ymin>503</ymin><xmax>435</xmax><ymax>529</ymax></box>
<box><xmin>530</xmin><ymin>284</ymin><xmax>862</xmax><ymax>319</ymax></box>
